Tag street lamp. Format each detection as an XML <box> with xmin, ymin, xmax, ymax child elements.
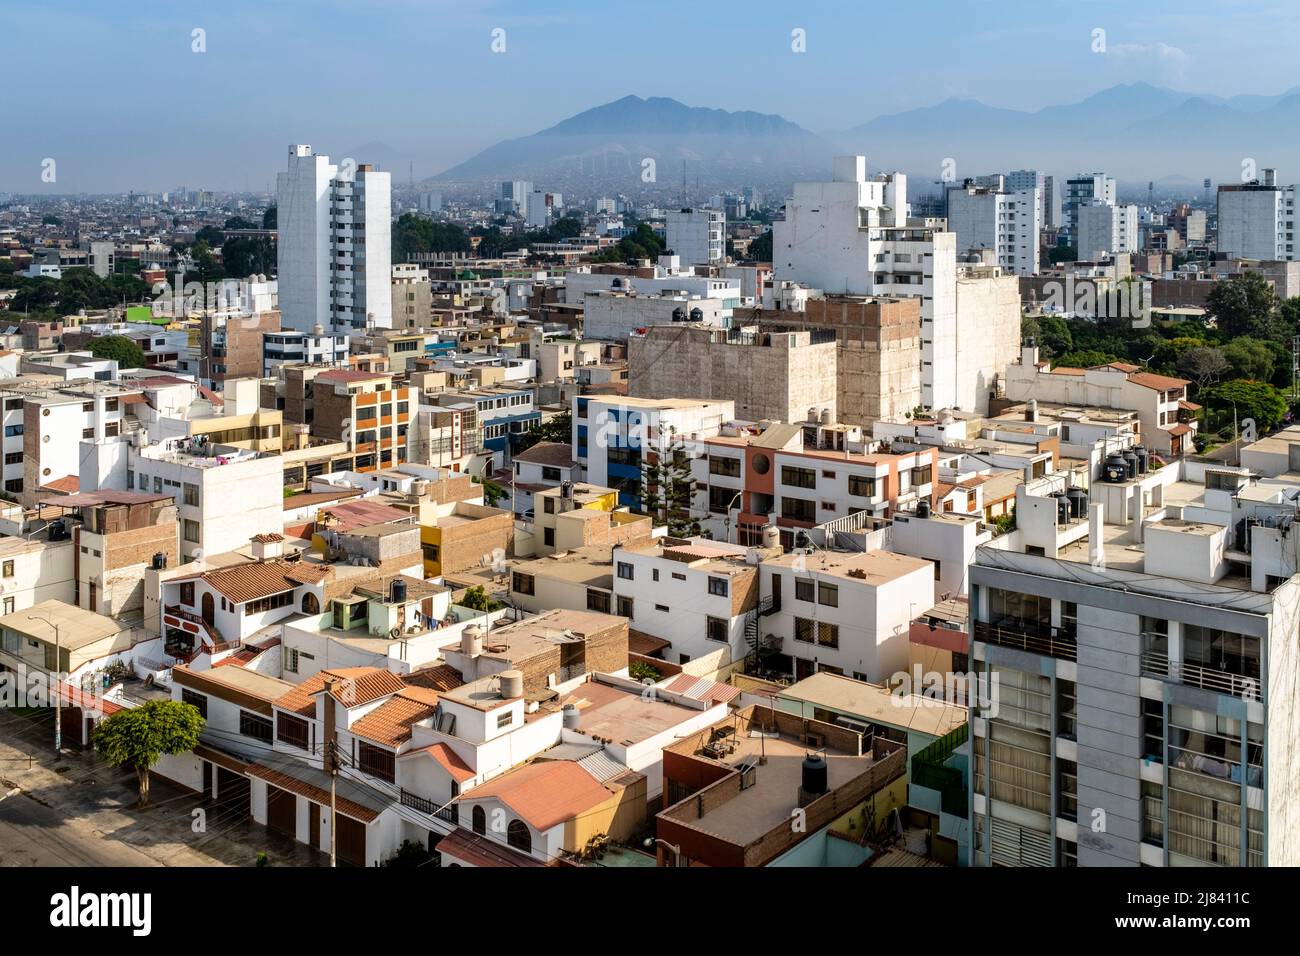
<box><xmin>644</xmin><ymin>837</ymin><xmax>683</xmax><ymax>867</ymax></box>
<box><xmin>27</xmin><ymin>615</ymin><xmax>61</xmax><ymax>753</ymax></box>
<box><xmin>722</xmin><ymin>490</ymin><xmax>744</xmax><ymax>545</ymax></box>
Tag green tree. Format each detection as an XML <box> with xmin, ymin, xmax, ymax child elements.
<box><xmin>222</xmin><ymin>236</ymin><xmax>276</xmax><ymax>277</ymax></box>
<box><xmin>514</xmin><ymin>409</ymin><xmax>572</xmax><ymax>454</ymax></box>
<box><xmin>747</xmin><ymin>230</ymin><xmax>773</xmax><ymax>262</ymax></box>
<box><xmin>262</xmin><ymin>205</ymin><xmax>277</xmax><ymax>229</ymax></box>
<box><xmin>1205</xmin><ymin>271</ymin><xmax>1279</xmax><ymax>339</ymax></box>
<box><xmin>1222</xmin><ymin>337</ymin><xmax>1275</xmax><ymax>383</ymax></box>
<box><xmin>88</xmin><ymin>335</ymin><xmax>145</xmax><ymax>369</ymax></box>
<box><xmin>195</xmin><ymin>224</ymin><xmax>226</xmax><ymax>247</ymax></box>
<box><xmin>223</xmin><ymin>216</ymin><xmax>257</xmax><ymax>231</ymax></box>
<box><xmin>92</xmin><ymin>699</ymin><xmax>205</xmax><ymax>807</ymax></box>
<box><xmin>1202</xmin><ymin>379</ymin><xmax>1289</xmax><ymax>435</ymax></box>
<box><xmin>1054</xmin><ymin>349</ymin><xmax>1118</xmax><ymax>369</ymax></box>
<box><xmin>1036</xmin><ymin>315</ymin><xmax>1073</xmax><ymax>357</ymax></box>
<box><xmin>459</xmin><ymin>585</ymin><xmax>503</xmax><ymax>613</ymax></box>
<box><xmin>641</xmin><ymin>430</ymin><xmax>700</xmax><ymax>536</ymax></box>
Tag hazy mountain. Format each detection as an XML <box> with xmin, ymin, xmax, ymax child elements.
<box><xmin>433</xmin><ymin>95</ymin><xmax>836</xmax><ymax>190</ymax></box>
<box><xmin>430</xmin><ymin>84</ymin><xmax>1300</xmax><ymax>197</ymax></box>
<box><xmin>833</xmin><ymin>82</ymin><xmax>1300</xmax><ymax>183</ymax></box>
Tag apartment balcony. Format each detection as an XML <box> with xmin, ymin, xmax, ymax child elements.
<box><xmin>1140</xmin><ymin>648</ymin><xmax>1261</xmax><ymax>702</ymax></box>
<box><xmin>974</xmin><ymin>620</ymin><xmax>1077</xmax><ymax>662</ymax></box>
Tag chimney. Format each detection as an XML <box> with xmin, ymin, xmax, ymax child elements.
<box><xmin>1088</xmin><ymin>501</ymin><xmax>1105</xmax><ymax>569</ymax></box>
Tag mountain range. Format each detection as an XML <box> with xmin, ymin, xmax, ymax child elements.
<box><xmin>430</xmin><ymin>84</ymin><xmax>1300</xmax><ymax>194</ymax></box>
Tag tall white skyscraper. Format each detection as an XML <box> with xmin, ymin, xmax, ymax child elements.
<box><xmin>277</xmin><ymin>144</ymin><xmax>392</xmax><ymax>334</ymax></box>
<box><xmin>665</xmin><ymin>207</ymin><xmax>725</xmax><ymax>267</ymax></box>
<box><xmin>1007</xmin><ymin>169</ymin><xmax>1057</xmax><ymax>230</ymax></box>
<box><xmin>1218</xmin><ymin>168</ymin><xmax>1296</xmax><ymax>261</ymax></box>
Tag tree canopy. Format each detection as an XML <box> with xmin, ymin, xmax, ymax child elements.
<box><xmin>88</xmin><ymin>335</ymin><xmax>145</xmax><ymax>369</ymax></box>
<box><xmin>92</xmin><ymin>699</ymin><xmax>205</xmax><ymax>807</ymax></box>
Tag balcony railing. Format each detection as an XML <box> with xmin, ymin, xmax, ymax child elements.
<box><xmin>1140</xmin><ymin>649</ymin><xmax>1261</xmax><ymax>702</ymax></box>
<box><xmin>974</xmin><ymin>621</ymin><xmax>1077</xmax><ymax>662</ymax></box>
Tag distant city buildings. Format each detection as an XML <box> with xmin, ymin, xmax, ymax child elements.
<box><xmin>1218</xmin><ymin>167</ymin><xmax>1296</xmax><ymax>261</ymax></box>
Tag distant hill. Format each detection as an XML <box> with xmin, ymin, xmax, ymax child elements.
<box><xmin>433</xmin><ymin>95</ymin><xmax>836</xmax><ymax>190</ymax></box>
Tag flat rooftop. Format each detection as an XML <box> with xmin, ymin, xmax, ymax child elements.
<box><xmin>765</xmin><ymin>548</ymin><xmax>932</xmax><ymax>585</ymax></box>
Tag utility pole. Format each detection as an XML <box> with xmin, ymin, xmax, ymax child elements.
<box><xmin>322</xmin><ymin>676</ymin><xmax>340</xmax><ymax>868</ymax></box>
<box><xmin>27</xmin><ymin>615</ymin><xmax>61</xmax><ymax>752</ymax></box>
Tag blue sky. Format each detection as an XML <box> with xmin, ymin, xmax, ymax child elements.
<box><xmin>1</xmin><ymin>0</ymin><xmax>1295</xmax><ymax>192</ymax></box>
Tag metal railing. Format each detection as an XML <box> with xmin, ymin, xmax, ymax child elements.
<box><xmin>974</xmin><ymin>621</ymin><xmax>1077</xmax><ymax>662</ymax></box>
<box><xmin>1141</xmin><ymin>649</ymin><xmax>1261</xmax><ymax>701</ymax></box>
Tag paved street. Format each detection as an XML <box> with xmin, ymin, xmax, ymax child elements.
<box><xmin>0</xmin><ymin>708</ymin><xmax>326</xmax><ymax>867</ymax></box>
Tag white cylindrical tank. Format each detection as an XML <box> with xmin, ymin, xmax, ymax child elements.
<box><xmin>461</xmin><ymin>624</ymin><xmax>484</xmax><ymax>657</ymax></box>
<box><xmin>562</xmin><ymin>703</ymin><xmax>580</xmax><ymax>730</ymax></box>
<box><xmin>761</xmin><ymin>524</ymin><xmax>780</xmax><ymax>549</ymax></box>
<box><xmin>499</xmin><ymin>670</ymin><xmax>524</xmax><ymax>699</ymax></box>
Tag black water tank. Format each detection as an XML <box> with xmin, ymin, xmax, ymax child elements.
<box><xmin>1066</xmin><ymin>487</ymin><xmax>1088</xmax><ymax>519</ymax></box>
<box><xmin>1056</xmin><ymin>495</ymin><xmax>1070</xmax><ymax>525</ymax></box>
<box><xmin>916</xmin><ymin>499</ymin><xmax>931</xmax><ymax>519</ymax></box>
<box><xmin>391</xmin><ymin>579</ymin><xmax>408</xmax><ymax>605</ymax></box>
<box><xmin>1135</xmin><ymin>447</ymin><xmax>1149</xmax><ymax>474</ymax></box>
<box><xmin>46</xmin><ymin>519</ymin><xmax>69</xmax><ymax>541</ymax></box>
<box><xmin>151</xmin><ymin>552</ymin><xmax>167</xmax><ymax>571</ymax></box>
<box><xmin>1123</xmin><ymin>450</ymin><xmax>1139</xmax><ymax>479</ymax></box>
<box><xmin>689</xmin><ymin>307</ymin><xmax>704</xmax><ymax>322</ymax></box>
<box><xmin>671</xmin><ymin>307</ymin><xmax>685</xmax><ymax>322</ymax></box>
<box><xmin>802</xmin><ymin>753</ymin><xmax>828</xmax><ymax>796</ymax></box>
<box><xmin>1104</xmin><ymin>454</ymin><xmax>1128</xmax><ymax>482</ymax></box>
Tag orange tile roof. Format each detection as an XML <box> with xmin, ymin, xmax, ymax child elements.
<box><xmin>461</xmin><ymin>760</ymin><xmax>613</xmax><ymax>831</ymax></box>
<box><xmin>275</xmin><ymin>667</ymin><xmax>407</xmax><ymax>716</ymax></box>
<box><xmin>349</xmin><ymin>687</ymin><xmax>441</xmax><ymax>748</ymax></box>
<box><xmin>1128</xmin><ymin>370</ymin><xmax>1190</xmax><ymax>391</ymax></box>
<box><xmin>197</xmin><ymin>560</ymin><xmax>330</xmax><ymax>605</ymax></box>
<box><xmin>400</xmin><ymin>741</ymin><xmax>476</xmax><ymax>783</ymax></box>
<box><xmin>404</xmin><ymin>664</ymin><xmax>464</xmax><ymax>692</ymax></box>
<box><xmin>318</xmin><ymin>499</ymin><xmax>414</xmax><ymax>533</ymax></box>
<box><xmin>246</xmin><ymin>762</ymin><xmax>380</xmax><ymax>823</ymax></box>
<box><xmin>1046</xmin><ymin>366</ymin><xmax>1086</xmax><ymax>376</ymax></box>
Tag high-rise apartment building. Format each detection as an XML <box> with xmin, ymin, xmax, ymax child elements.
<box><xmin>665</xmin><ymin>207</ymin><xmax>725</xmax><ymax>267</ymax></box>
<box><xmin>1217</xmin><ymin>168</ymin><xmax>1297</xmax><ymax>261</ymax></box>
<box><xmin>945</xmin><ymin>181</ymin><xmax>1043</xmax><ymax>275</ymax></box>
<box><xmin>1077</xmin><ymin>201</ymin><xmax>1140</xmax><ymax>259</ymax></box>
<box><xmin>1064</xmin><ymin>173</ymin><xmax>1117</xmax><ymax>242</ymax></box>
<box><xmin>276</xmin><ymin>144</ymin><xmax>392</xmax><ymax>334</ymax></box>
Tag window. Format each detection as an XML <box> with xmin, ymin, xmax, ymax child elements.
<box><xmin>472</xmin><ymin>805</ymin><xmax>487</xmax><ymax>834</ymax></box>
<box><xmin>358</xmin><ymin>742</ymin><xmax>395</xmax><ymax>783</ymax></box>
<box><xmin>543</xmin><ymin>527</ymin><xmax>554</xmax><ymax>547</ymax></box>
<box><xmin>181</xmin><ymin>689</ymin><xmax>208</xmax><ymax>718</ymax></box>
<box><xmin>3</xmin><ymin>452</ymin><xmax>21</xmax><ymax>465</ymax></box>
<box><xmin>795</xmin><ymin>617</ymin><xmax>815</xmax><ymax>643</ymax></box>
<box><xmin>816</xmin><ymin>621</ymin><xmax>839</xmax><ymax>647</ymax></box>
<box><xmin>240</xmin><ymin>711</ymin><xmax>273</xmax><ymax>743</ymax></box>
<box><xmin>542</xmin><ymin>466</ymin><xmax>562</xmax><ymax>482</ymax></box>
<box><xmin>179</xmin><ymin>582</ymin><xmax>195</xmax><ymax>607</ymax></box>
<box><xmin>795</xmin><ymin>579</ymin><xmax>814</xmax><ymax>602</ymax></box>
<box><xmin>652</xmin><ymin>569</ymin><xmax>659</xmax><ymax>583</ymax></box>
<box><xmin>507</xmin><ymin>819</ymin><xmax>532</xmax><ymax>853</ymax></box>
<box><xmin>284</xmin><ymin>648</ymin><xmax>299</xmax><ymax>674</ymax></box>
<box><xmin>1</xmin><ymin>560</ymin><xmax>12</xmax><ymax>578</ymax></box>
<box><xmin>277</xmin><ymin>712</ymin><xmax>309</xmax><ymax>750</ymax></box>
<box><xmin>82</xmin><ymin>428</ymin><xmax>94</xmax><ymax>439</ymax></box>
<box><xmin>706</xmin><ymin>616</ymin><xmax>728</xmax><ymax>642</ymax></box>
<box><xmin>244</xmin><ymin>590</ymin><xmax>293</xmax><ymax>616</ymax></box>
<box><xmin>707</xmin><ymin>576</ymin><xmax>728</xmax><ymax>597</ymax></box>
<box><xmin>586</xmin><ymin>589</ymin><xmax>610</xmax><ymax>614</ymax></box>
<box><xmin>617</xmin><ymin>562</ymin><xmax>634</xmax><ymax>580</ymax></box>
<box><xmin>912</xmin><ymin>464</ymin><xmax>932</xmax><ymax>485</ymax></box>
<box><xmin>616</xmin><ymin>596</ymin><xmax>634</xmax><ymax>618</ymax></box>
<box><xmin>817</xmin><ymin>582</ymin><xmax>838</xmax><ymax>607</ymax></box>
<box><xmin>496</xmin><ymin>710</ymin><xmax>514</xmax><ymax>730</ymax></box>
<box><xmin>848</xmin><ymin>475</ymin><xmax>876</xmax><ymax>497</ymax></box>
<box><xmin>183</xmin><ymin>483</ymin><xmax>199</xmax><ymax>507</ymax></box>
<box><xmin>781</xmin><ymin>497</ymin><xmax>816</xmax><ymax>522</ymax></box>
<box><xmin>708</xmin><ymin>455</ymin><xmax>741</xmax><ymax>478</ymax></box>
<box><xmin>512</xmin><ymin>572</ymin><xmax>535</xmax><ymax>596</ymax></box>
<box><xmin>781</xmin><ymin>465</ymin><xmax>817</xmax><ymax>489</ymax></box>
<box><xmin>183</xmin><ymin>519</ymin><xmax>200</xmax><ymax>543</ymax></box>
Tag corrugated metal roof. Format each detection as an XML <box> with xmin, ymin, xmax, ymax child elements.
<box><xmin>577</xmin><ymin>751</ymin><xmax>631</xmax><ymax>784</ymax></box>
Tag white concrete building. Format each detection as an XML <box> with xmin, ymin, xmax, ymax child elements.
<box><xmin>1217</xmin><ymin>169</ymin><xmax>1297</xmax><ymax>261</ymax></box>
<box><xmin>1064</xmin><ymin>173</ymin><xmax>1117</xmax><ymax>242</ymax></box>
<box><xmin>1007</xmin><ymin>169</ymin><xmax>1057</xmax><ymax>229</ymax></box>
<box><xmin>665</xmin><ymin>207</ymin><xmax>725</xmax><ymax>267</ymax></box>
<box><xmin>277</xmin><ymin>144</ymin><xmax>392</xmax><ymax>334</ymax></box>
<box><xmin>775</xmin><ymin>156</ymin><xmax>1019</xmax><ymax>412</ymax></box>
<box><xmin>1077</xmin><ymin>201</ymin><xmax>1140</xmax><ymax>259</ymax></box>
<box><xmin>945</xmin><ymin>182</ymin><xmax>1042</xmax><ymax>276</ymax></box>
<box><xmin>262</xmin><ymin>329</ymin><xmax>349</xmax><ymax>376</ymax></box>
<box><xmin>582</xmin><ymin>290</ymin><xmax>733</xmax><ymax>342</ymax></box>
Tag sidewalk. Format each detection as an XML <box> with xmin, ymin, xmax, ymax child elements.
<box><xmin>0</xmin><ymin>708</ymin><xmax>326</xmax><ymax>867</ymax></box>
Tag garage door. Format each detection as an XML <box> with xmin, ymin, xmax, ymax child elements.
<box><xmin>266</xmin><ymin>785</ymin><xmax>297</xmax><ymax>837</ymax></box>
<box><xmin>334</xmin><ymin>813</ymin><xmax>367</xmax><ymax>867</ymax></box>
<box><xmin>215</xmin><ymin>767</ymin><xmax>251</xmax><ymax>814</ymax></box>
